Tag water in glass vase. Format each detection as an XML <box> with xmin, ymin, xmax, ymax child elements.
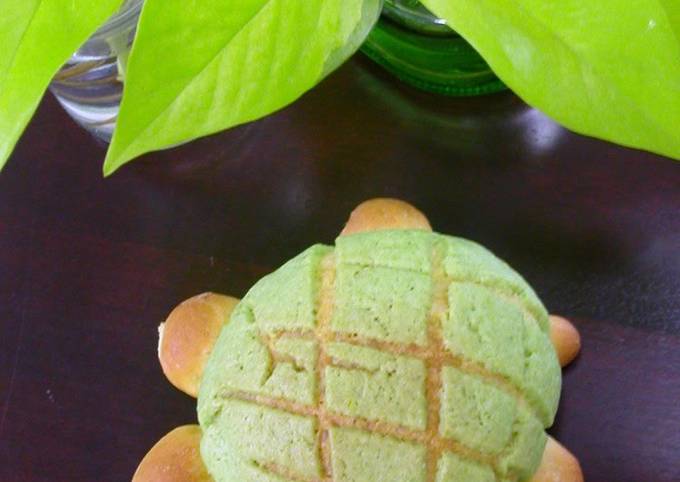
<box><xmin>362</xmin><ymin>0</ymin><xmax>506</xmax><ymax>96</ymax></box>
<box><xmin>49</xmin><ymin>0</ymin><xmax>143</xmax><ymax>142</ymax></box>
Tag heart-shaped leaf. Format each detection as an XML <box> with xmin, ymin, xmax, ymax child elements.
<box><xmin>104</xmin><ymin>0</ymin><xmax>381</xmax><ymax>175</ymax></box>
<box><xmin>0</xmin><ymin>0</ymin><xmax>124</xmax><ymax>169</ymax></box>
<box><xmin>421</xmin><ymin>0</ymin><xmax>680</xmax><ymax>160</ymax></box>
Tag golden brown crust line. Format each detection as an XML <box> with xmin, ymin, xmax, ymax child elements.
<box><xmin>424</xmin><ymin>244</ymin><xmax>450</xmax><ymax>481</ymax></box>
<box><xmin>315</xmin><ymin>254</ymin><xmax>336</xmax><ymax>480</ymax></box>
<box><xmin>132</xmin><ymin>425</ymin><xmax>213</xmax><ymax>482</ymax></box>
<box><xmin>158</xmin><ymin>293</ymin><xmax>239</xmax><ymax>397</ymax></box>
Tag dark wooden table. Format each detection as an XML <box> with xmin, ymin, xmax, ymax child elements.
<box><xmin>0</xmin><ymin>56</ymin><xmax>678</xmax><ymax>482</ymax></box>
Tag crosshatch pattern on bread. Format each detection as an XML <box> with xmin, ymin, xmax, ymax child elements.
<box><xmin>198</xmin><ymin>230</ymin><xmax>561</xmax><ymax>482</ymax></box>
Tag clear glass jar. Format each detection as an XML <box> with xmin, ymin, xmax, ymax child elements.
<box><xmin>361</xmin><ymin>0</ymin><xmax>506</xmax><ymax>96</ymax></box>
<box><xmin>49</xmin><ymin>0</ymin><xmax>143</xmax><ymax>142</ymax></box>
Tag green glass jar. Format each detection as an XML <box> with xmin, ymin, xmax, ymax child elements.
<box><xmin>361</xmin><ymin>0</ymin><xmax>506</xmax><ymax>96</ymax></box>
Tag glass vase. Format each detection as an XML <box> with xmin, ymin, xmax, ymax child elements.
<box><xmin>49</xmin><ymin>0</ymin><xmax>143</xmax><ymax>142</ymax></box>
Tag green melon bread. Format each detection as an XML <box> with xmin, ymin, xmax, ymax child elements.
<box><xmin>198</xmin><ymin>230</ymin><xmax>561</xmax><ymax>482</ymax></box>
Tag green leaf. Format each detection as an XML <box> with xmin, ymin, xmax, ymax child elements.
<box><xmin>660</xmin><ymin>0</ymin><xmax>680</xmax><ymax>42</ymax></box>
<box><xmin>0</xmin><ymin>0</ymin><xmax>124</xmax><ymax>170</ymax></box>
<box><xmin>104</xmin><ymin>0</ymin><xmax>381</xmax><ymax>175</ymax></box>
<box><xmin>421</xmin><ymin>0</ymin><xmax>680</xmax><ymax>160</ymax></box>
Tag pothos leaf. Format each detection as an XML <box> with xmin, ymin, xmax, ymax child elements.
<box><xmin>421</xmin><ymin>0</ymin><xmax>680</xmax><ymax>160</ymax></box>
<box><xmin>0</xmin><ymin>0</ymin><xmax>124</xmax><ymax>169</ymax></box>
<box><xmin>103</xmin><ymin>0</ymin><xmax>382</xmax><ymax>175</ymax></box>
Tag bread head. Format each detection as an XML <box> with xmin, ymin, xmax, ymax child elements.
<box><xmin>341</xmin><ymin>198</ymin><xmax>431</xmax><ymax>235</ymax></box>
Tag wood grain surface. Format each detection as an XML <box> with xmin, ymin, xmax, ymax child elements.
<box><xmin>0</xmin><ymin>56</ymin><xmax>678</xmax><ymax>482</ymax></box>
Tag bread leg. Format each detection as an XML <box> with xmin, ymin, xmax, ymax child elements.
<box><xmin>531</xmin><ymin>436</ymin><xmax>584</xmax><ymax>482</ymax></box>
<box><xmin>132</xmin><ymin>425</ymin><xmax>213</xmax><ymax>482</ymax></box>
<box><xmin>549</xmin><ymin>315</ymin><xmax>581</xmax><ymax>367</ymax></box>
<box><xmin>158</xmin><ymin>293</ymin><xmax>239</xmax><ymax>397</ymax></box>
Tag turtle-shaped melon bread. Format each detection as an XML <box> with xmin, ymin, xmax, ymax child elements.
<box><xmin>134</xmin><ymin>199</ymin><xmax>583</xmax><ymax>482</ymax></box>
